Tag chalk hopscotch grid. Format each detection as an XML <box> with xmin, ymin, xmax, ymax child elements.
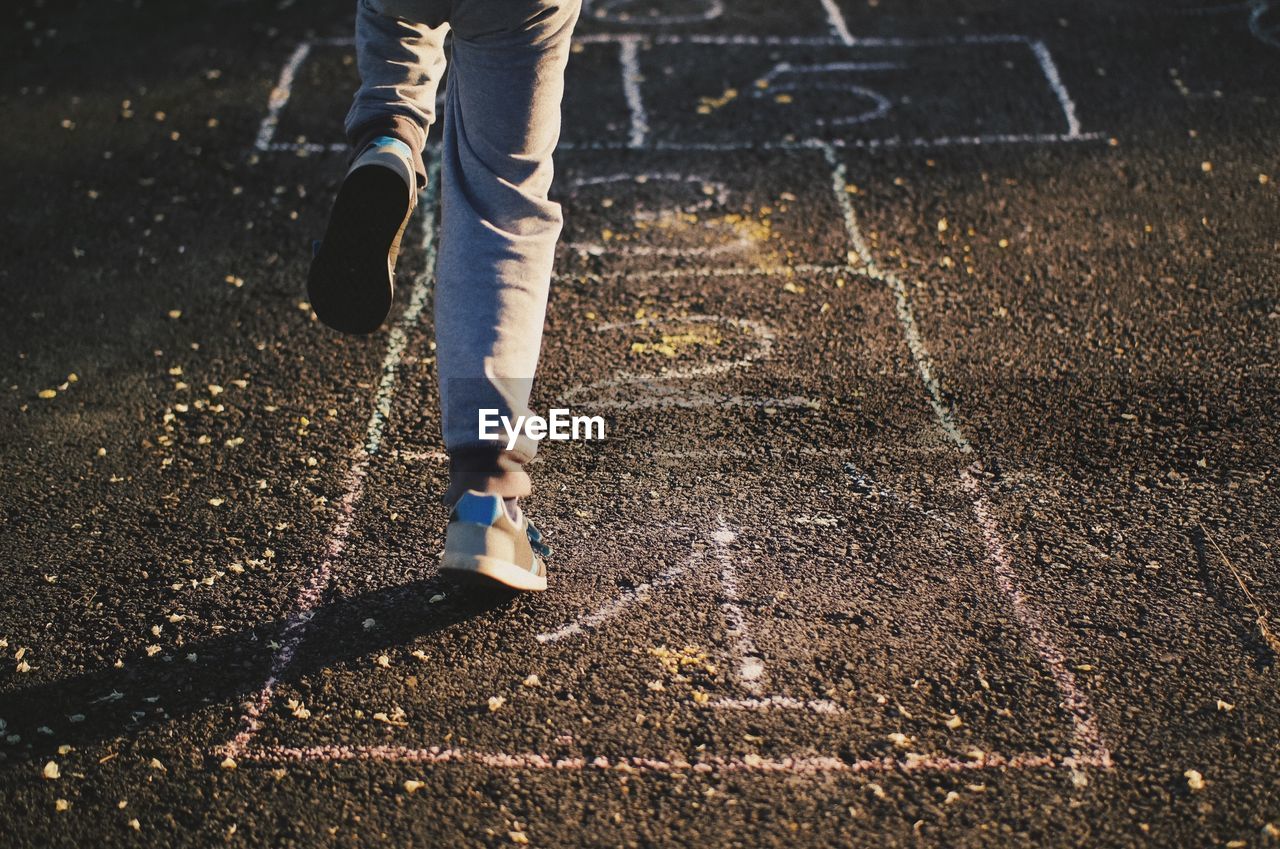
<box><xmin>224</xmin><ymin>154</ymin><xmax>1113</xmax><ymax>776</ymax></box>
<box><xmin>227</xmin><ymin>1</ymin><xmax>1113</xmax><ymax>774</ymax></box>
<box><xmin>252</xmin><ymin>24</ymin><xmax>1105</xmax><ymax>154</ymax></box>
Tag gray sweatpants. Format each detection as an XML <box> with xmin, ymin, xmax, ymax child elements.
<box><xmin>344</xmin><ymin>0</ymin><xmax>581</xmax><ymax>502</ymax></box>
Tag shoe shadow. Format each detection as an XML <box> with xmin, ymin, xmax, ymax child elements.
<box><xmin>0</xmin><ymin>574</ymin><xmax>519</xmax><ymax>769</ymax></box>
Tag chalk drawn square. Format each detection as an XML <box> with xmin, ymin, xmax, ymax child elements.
<box><xmin>552</xmin><ymin>150</ymin><xmax>853</xmax><ymax>278</ymax></box>
<box><xmin>254</xmin><ymin>39</ymin><xmax>632</xmax><ymax>153</ymax></box>
<box><xmin>636</xmin><ymin>37</ymin><xmax>1085</xmax><ymax>147</ymax></box>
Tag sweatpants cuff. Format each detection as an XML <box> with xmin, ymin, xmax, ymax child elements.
<box><xmin>444</xmin><ymin>445</ymin><xmax>533</xmax><ymax>505</ymax></box>
<box><xmin>349</xmin><ymin>115</ymin><xmax>429</xmax><ymax>190</ymax></box>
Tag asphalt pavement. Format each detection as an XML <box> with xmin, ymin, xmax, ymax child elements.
<box><xmin>2</xmin><ymin>0</ymin><xmax>1279</xmax><ymax>846</ymax></box>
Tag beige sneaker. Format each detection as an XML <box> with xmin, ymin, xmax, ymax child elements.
<box><xmin>440</xmin><ymin>491</ymin><xmax>550</xmax><ymax>592</ymax></box>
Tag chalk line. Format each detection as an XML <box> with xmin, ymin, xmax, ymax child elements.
<box><xmin>254</xmin><ymin>42</ymin><xmax>311</xmax><ymax>152</ymax></box>
<box><xmin>713</xmin><ymin>521</ymin><xmax>765</xmax><ymax>694</ymax></box>
<box><xmin>961</xmin><ymin>469</ymin><xmax>1113</xmax><ymax>768</ymax></box>
<box><xmin>266</xmin><ymin>141</ymin><xmax>348</xmax><ymax>153</ymax></box>
<box><xmin>1027</xmin><ymin>40</ymin><xmax>1083</xmax><ymax>138</ymax></box>
<box><xmin>1251</xmin><ymin>0</ymin><xmax>1280</xmax><ymax>48</ymax></box>
<box><xmin>758</xmin><ymin>60</ymin><xmax>904</xmax><ymax>85</ymax></box>
<box><xmin>588</xmin><ymin>393</ymin><xmax>822</xmax><ymax>411</ymax></box>
<box><xmin>219</xmin><ymin>155</ymin><xmax>441</xmax><ymax>758</ymax></box>
<box><xmin>567</xmin><ymin>172</ymin><xmax>730</xmax><ymax>208</ymax></box>
<box><xmin>822</xmin><ymin>144</ymin><xmax>971</xmax><ymax>451</ymax></box>
<box><xmin>590</xmin><ymin>0</ymin><xmax>724</xmax><ymax>26</ymax></box>
<box><xmin>255</xmin><ymin>33</ymin><xmax>1106</xmax><ymax>156</ymax></box>
<box><xmin>818</xmin><ymin>0</ymin><xmax>855</xmax><ymax>46</ymax></box>
<box><xmin>560</xmin><ymin>315</ymin><xmax>778</xmax><ymax>403</ymax></box>
<box><xmin>235</xmin><ymin>743</ymin><xmax>1109</xmax><ymax>774</ymax></box>
<box><xmin>571</xmin><ymin>33</ymin><xmax>1029</xmax><ymax>47</ymax></box>
<box><xmin>262</xmin><ymin>134</ymin><xmax>1106</xmax><ymax>156</ymax></box>
<box><xmin>711</xmin><ymin>696</ymin><xmax>844</xmax><ymax>714</ymax></box>
<box><xmin>822</xmin><ymin>142</ymin><xmax>1112</xmax><ymax>769</ymax></box>
<box><xmin>554</xmin><ymin>263</ymin><xmax>857</xmax><ymax>284</ymax></box>
<box><xmin>535</xmin><ymin>548</ymin><xmax>705</xmax><ymax>644</ymax></box>
<box><xmin>564</xmin><ymin>239</ymin><xmax>751</xmax><ymax>258</ymax></box>
<box><xmin>619</xmin><ymin>38</ymin><xmax>649</xmax><ymax>149</ymax></box>
<box><xmin>554</xmin><ymin>133</ymin><xmax>1107</xmax><ymax>154</ymax></box>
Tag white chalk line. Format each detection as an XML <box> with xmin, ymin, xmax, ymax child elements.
<box><xmin>568</xmin><ymin>172</ymin><xmax>730</xmax><ymax>207</ymax></box>
<box><xmin>818</xmin><ymin>0</ymin><xmax>855</xmax><ymax>46</ymax></box>
<box><xmin>584</xmin><ymin>32</ymin><xmax>1031</xmax><ymax>47</ymax></box>
<box><xmin>219</xmin><ymin>156</ymin><xmax>442</xmax><ymax>759</ymax></box>
<box><xmin>711</xmin><ymin>696</ymin><xmax>844</xmax><ymax>714</ymax></box>
<box><xmin>713</xmin><ymin>521</ymin><xmax>765</xmax><ymax>694</ymax></box>
<box><xmin>755</xmin><ymin>62</ymin><xmax>896</xmax><ymax>125</ymax></box>
<box><xmin>303</xmin><ymin>32</ymin><xmax>1042</xmax><ymax>49</ymax></box>
<box><xmin>566</xmin><ymin>241</ymin><xmax>750</xmax><ymax>257</ymax></box>
<box><xmin>822</xmin><ymin>141</ymin><xmax>1112</xmax><ymax>769</ymax></box>
<box><xmin>254</xmin><ymin>42</ymin><xmax>311</xmax><ymax>152</ymax></box>
<box><xmin>554</xmin><ymin>263</ymin><xmax>857</xmax><ymax>283</ymax></box>
<box><xmin>761</xmin><ymin>61</ymin><xmax>904</xmax><ymax>81</ymax></box>
<box><xmin>588</xmin><ymin>0</ymin><xmax>724</xmax><ymax>26</ymax></box>
<box><xmin>590</xmin><ymin>393</ymin><xmax>822</xmax><ymax>411</ymax></box>
<box><xmin>1250</xmin><ymin>0</ymin><xmax>1280</xmax><ymax>48</ymax></box>
<box><xmin>1027</xmin><ymin>39</ymin><xmax>1083</xmax><ymax>138</ymax></box>
<box><xmin>619</xmin><ymin>38</ymin><xmax>649</xmax><ymax>149</ymax></box>
<box><xmin>263</xmin><ymin>133</ymin><xmax>1107</xmax><ymax>155</ymax></box>
<box><xmin>822</xmin><ymin>144</ymin><xmax>971</xmax><ymax>452</ymax></box>
<box><xmin>560</xmin><ymin>315</ymin><xmax>777</xmax><ymax>403</ymax></box>
<box><xmin>535</xmin><ymin>548</ymin><xmax>705</xmax><ymax>644</ymax></box>
<box><xmin>256</xmin><ymin>34</ymin><xmax>1104</xmax><ymax>155</ymax></box>
<box><xmin>235</xmin><ymin>743</ymin><xmax>1110</xmax><ymax>774</ymax></box>
<box><xmin>555</xmin><ymin>132</ymin><xmax>1107</xmax><ymax>153</ymax></box>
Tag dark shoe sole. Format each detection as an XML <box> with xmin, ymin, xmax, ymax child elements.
<box><xmin>307</xmin><ymin>164</ymin><xmax>411</xmax><ymax>335</ymax></box>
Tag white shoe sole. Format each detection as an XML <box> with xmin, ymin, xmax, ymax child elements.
<box><xmin>441</xmin><ymin>553</ymin><xmax>547</xmax><ymax>592</ymax></box>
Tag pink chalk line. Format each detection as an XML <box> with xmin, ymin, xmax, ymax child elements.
<box><xmin>961</xmin><ymin>468</ymin><xmax>1113</xmax><ymax>769</ymax></box>
<box><xmin>823</xmin><ymin>143</ymin><xmax>1113</xmax><ymax>771</ymax></box>
<box><xmin>219</xmin><ymin>157</ymin><xmax>441</xmax><ymax>759</ymax></box>
<box><xmin>233</xmin><ymin>743</ymin><xmax>1109</xmax><ymax>775</ymax></box>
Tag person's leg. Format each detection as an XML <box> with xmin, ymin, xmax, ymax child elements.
<box><xmin>434</xmin><ymin>0</ymin><xmax>582</xmax><ymax>505</ymax></box>
<box><xmin>309</xmin><ymin>0</ymin><xmax>450</xmax><ymax>335</ymax></box>
<box><xmin>344</xmin><ymin>0</ymin><xmax>450</xmax><ymax>188</ymax></box>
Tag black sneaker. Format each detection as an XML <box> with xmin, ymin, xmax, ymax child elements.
<box><xmin>307</xmin><ymin>136</ymin><xmax>416</xmax><ymax>335</ymax></box>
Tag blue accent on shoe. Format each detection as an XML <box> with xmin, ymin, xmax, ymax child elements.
<box><xmin>527</xmin><ymin>519</ymin><xmax>553</xmax><ymax>559</ymax></box>
<box><xmin>368</xmin><ymin>135</ymin><xmax>414</xmax><ymax>161</ymax></box>
<box><xmin>311</xmin><ymin>239</ymin><xmax>322</xmax><ymax>258</ymax></box>
<box><xmin>453</xmin><ymin>492</ymin><xmax>504</xmax><ymax>526</ymax></box>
